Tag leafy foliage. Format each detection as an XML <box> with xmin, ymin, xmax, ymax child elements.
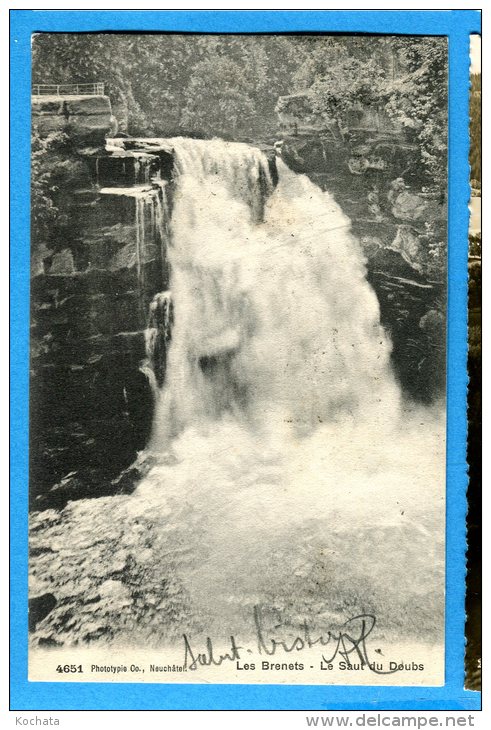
<box><xmin>31</xmin><ymin>127</ymin><xmax>69</xmax><ymax>245</ymax></box>
<box><xmin>415</xmin><ymin>221</ymin><xmax>447</xmax><ymax>280</ymax></box>
<box><xmin>32</xmin><ymin>34</ymin><xmax>449</xmax><ymax>260</ymax></box>
<box><xmin>298</xmin><ymin>37</ymin><xmax>448</xmax><ymax>190</ymax></box>
<box><xmin>32</xmin><ymin>34</ymin><xmax>448</xmax><ymax>162</ymax></box>
<box><xmin>32</xmin><ymin>34</ymin><xmax>304</xmax><ymax>138</ymax></box>
<box><xmin>382</xmin><ymin>38</ymin><xmax>448</xmax><ymax>189</ymax></box>
<box><xmin>300</xmin><ymin>39</ymin><xmax>388</xmax><ymax>121</ymax></box>
<box><xmin>180</xmin><ymin>57</ymin><xmax>256</xmax><ymax>137</ymax></box>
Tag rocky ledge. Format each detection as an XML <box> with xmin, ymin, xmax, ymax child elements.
<box><xmin>32</xmin><ymin>95</ymin><xmax>116</xmax><ymax>144</ymax></box>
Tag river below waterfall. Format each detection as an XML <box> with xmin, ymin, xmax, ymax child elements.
<box><xmin>29</xmin><ymin>139</ymin><xmax>445</xmax><ymax>656</ymax></box>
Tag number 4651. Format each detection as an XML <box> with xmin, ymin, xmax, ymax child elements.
<box><xmin>56</xmin><ymin>664</ymin><xmax>83</xmax><ymax>673</ymax></box>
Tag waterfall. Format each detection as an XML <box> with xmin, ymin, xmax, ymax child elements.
<box><xmin>154</xmin><ymin>180</ymin><xmax>171</xmax><ymax>285</ymax></box>
<box><xmin>148</xmin><ymin>137</ymin><xmax>399</xmax><ymax>446</ymax></box>
<box><xmin>120</xmin><ymin>185</ymin><xmax>167</xmax><ymax>286</ymax></box>
<box><xmin>144</xmin><ymin>290</ymin><xmax>173</xmax><ymax>390</ymax></box>
<box><xmin>133</xmin><ymin>138</ymin><xmax>444</xmax><ymax>639</ymax></box>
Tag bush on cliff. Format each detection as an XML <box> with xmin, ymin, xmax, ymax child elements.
<box><xmin>31</xmin><ymin>126</ymin><xmax>91</xmax><ymax>258</ymax></box>
<box><xmin>31</xmin><ymin>128</ymin><xmax>69</xmax><ymax>249</ymax></box>
<box><xmin>298</xmin><ymin>37</ymin><xmax>448</xmax><ymax>192</ymax></box>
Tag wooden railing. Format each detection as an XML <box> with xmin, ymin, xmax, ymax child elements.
<box><xmin>32</xmin><ymin>83</ymin><xmax>105</xmax><ymax>97</ymax></box>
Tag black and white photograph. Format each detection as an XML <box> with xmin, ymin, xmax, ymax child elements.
<box><xmin>28</xmin><ymin>32</ymin><xmax>448</xmax><ymax>685</ymax></box>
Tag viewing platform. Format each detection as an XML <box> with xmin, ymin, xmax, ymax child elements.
<box><xmin>32</xmin><ymin>83</ymin><xmax>114</xmax><ymax>143</ymax></box>
<box><xmin>32</xmin><ymin>82</ymin><xmax>105</xmax><ymax>97</ymax></box>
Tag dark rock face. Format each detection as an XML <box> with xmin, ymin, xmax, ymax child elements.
<box><xmin>28</xmin><ymin>593</ymin><xmax>57</xmax><ymax>632</ymax></box>
<box><xmin>30</xmin><ymin>126</ymin><xmax>176</xmax><ymax>510</ymax></box>
<box><xmin>367</xmin><ymin>267</ymin><xmax>446</xmax><ymax>402</ymax></box>
<box><xmin>282</xmin><ymin>137</ymin><xmax>343</xmax><ymax>174</ymax></box>
<box><xmin>30</xmin><ymin>126</ymin><xmax>281</xmax><ymax>509</ymax></box>
<box><xmin>32</xmin><ymin>95</ymin><xmax>113</xmax><ymax>145</ymax></box>
<box><xmin>32</xmin><ymin>116</ymin><xmax>444</xmax><ymax>508</ymax></box>
<box><xmin>282</xmin><ymin>134</ymin><xmax>447</xmax><ymax>404</ymax></box>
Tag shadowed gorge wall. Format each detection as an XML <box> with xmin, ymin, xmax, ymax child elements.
<box><xmin>31</xmin><ymin>95</ymin><xmax>445</xmax><ymax>510</ymax></box>
<box><xmin>31</xmin><ymin>99</ymin><xmax>170</xmax><ymax>508</ymax></box>
<box><xmin>30</xmin><ymin>102</ymin><xmax>278</xmax><ymax>508</ymax></box>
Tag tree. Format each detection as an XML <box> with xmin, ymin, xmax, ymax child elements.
<box><xmin>309</xmin><ymin>54</ymin><xmax>387</xmax><ymax>120</ymax></box>
<box><xmin>382</xmin><ymin>38</ymin><xmax>448</xmax><ymax>190</ymax></box>
<box><xmin>127</xmin><ymin>35</ymin><xmax>205</xmax><ymax>134</ymax></box>
<box><xmin>180</xmin><ymin>56</ymin><xmax>256</xmax><ymax>137</ymax></box>
<box><xmin>31</xmin><ymin>128</ymin><xmax>68</xmax><ymax>249</ymax></box>
<box><xmin>31</xmin><ymin>32</ymin><xmax>448</xmax><ymax>177</ymax></box>
<box><xmin>31</xmin><ymin>34</ymin><xmax>311</xmax><ymax>140</ymax></box>
<box><xmin>32</xmin><ymin>34</ymin><xmax>148</xmax><ymax>133</ymax></box>
<box><xmin>295</xmin><ymin>36</ymin><xmax>448</xmax><ymax>190</ymax></box>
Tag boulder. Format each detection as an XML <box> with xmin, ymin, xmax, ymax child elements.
<box><xmin>64</xmin><ymin>95</ymin><xmax>112</xmax><ymax>116</ymax></box>
<box><xmin>390</xmin><ymin>225</ymin><xmax>423</xmax><ymax>270</ymax></box>
<box><xmin>31</xmin><ymin>97</ymin><xmax>65</xmax><ymax>115</ymax></box>
<box><xmin>49</xmin><ymin>249</ymin><xmax>76</xmax><ymax>276</ymax></box>
<box><xmin>28</xmin><ymin>593</ymin><xmax>57</xmax><ymax>631</ymax></box>
<box><xmin>359</xmin><ymin>235</ymin><xmax>383</xmax><ymax>260</ymax></box>
<box><xmin>281</xmin><ymin>137</ymin><xmax>336</xmax><ymax>174</ymax></box>
<box><xmin>391</xmin><ymin>190</ymin><xmax>429</xmax><ymax>221</ymax></box>
<box><xmin>419</xmin><ymin>309</ymin><xmax>445</xmax><ymax>338</ymax></box>
<box><xmin>32</xmin><ymin>95</ymin><xmax>113</xmax><ymax>145</ymax></box>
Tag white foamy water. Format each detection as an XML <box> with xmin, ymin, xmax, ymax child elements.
<box><xmin>151</xmin><ymin>138</ymin><xmax>399</xmax><ymax>443</ymax></box>
<box><xmin>133</xmin><ymin>138</ymin><xmax>445</xmax><ymax>640</ymax></box>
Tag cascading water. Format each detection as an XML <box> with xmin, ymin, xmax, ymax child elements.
<box><xmin>133</xmin><ymin>138</ymin><xmax>445</xmax><ymax>643</ymax></box>
<box><xmin>143</xmin><ymin>290</ymin><xmax>174</xmax><ymax>391</ymax></box>
<box><xmin>98</xmin><ymin>182</ymin><xmax>168</xmax><ymax>295</ymax></box>
<box><xmin>133</xmin><ymin>186</ymin><xmax>167</xmax><ymax>286</ymax></box>
<box><xmin>150</xmin><ymin>138</ymin><xmax>398</xmax><ymax>446</ymax></box>
<box><xmin>28</xmin><ymin>137</ymin><xmax>445</xmax><ymax>660</ymax></box>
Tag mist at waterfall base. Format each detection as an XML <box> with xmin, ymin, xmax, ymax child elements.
<box><xmin>136</xmin><ymin>139</ymin><xmax>445</xmax><ymax>643</ymax></box>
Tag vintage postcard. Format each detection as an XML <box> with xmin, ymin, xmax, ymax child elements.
<box><xmin>10</xmin><ymin>9</ymin><xmax>480</xmax><ymax>711</ymax></box>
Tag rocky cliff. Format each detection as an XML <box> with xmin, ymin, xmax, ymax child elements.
<box><xmin>30</xmin><ymin>115</ymin><xmax>279</xmax><ymax>509</ymax></box>
<box><xmin>31</xmin><ymin>102</ymin><xmax>172</xmax><ymax>509</ymax></box>
<box><xmin>32</xmin><ymin>94</ymin><xmax>116</xmax><ymax>144</ymax></box>
<box><xmin>31</xmin><ymin>97</ymin><xmax>445</xmax><ymax>509</ymax></box>
<box><xmin>280</xmin><ymin>134</ymin><xmax>447</xmax><ymax>403</ymax></box>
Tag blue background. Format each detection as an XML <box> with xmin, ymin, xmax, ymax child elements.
<box><xmin>10</xmin><ymin>9</ymin><xmax>481</xmax><ymax>711</ymax></box>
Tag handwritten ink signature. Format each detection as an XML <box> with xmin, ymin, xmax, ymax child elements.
<box><xmin>183</xmin><ymin>633</ymin><xmax>244</xmax><ymax>670</ymax></box>
<box><xmin>182</xmin><ymin>606</ymin><xmax>399</xmax><ymax>674</ymax></box>
<box><xmin>253</xmin><ymin>606</ymin><xmax>398</xmax><ymax>675</ymax></box>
